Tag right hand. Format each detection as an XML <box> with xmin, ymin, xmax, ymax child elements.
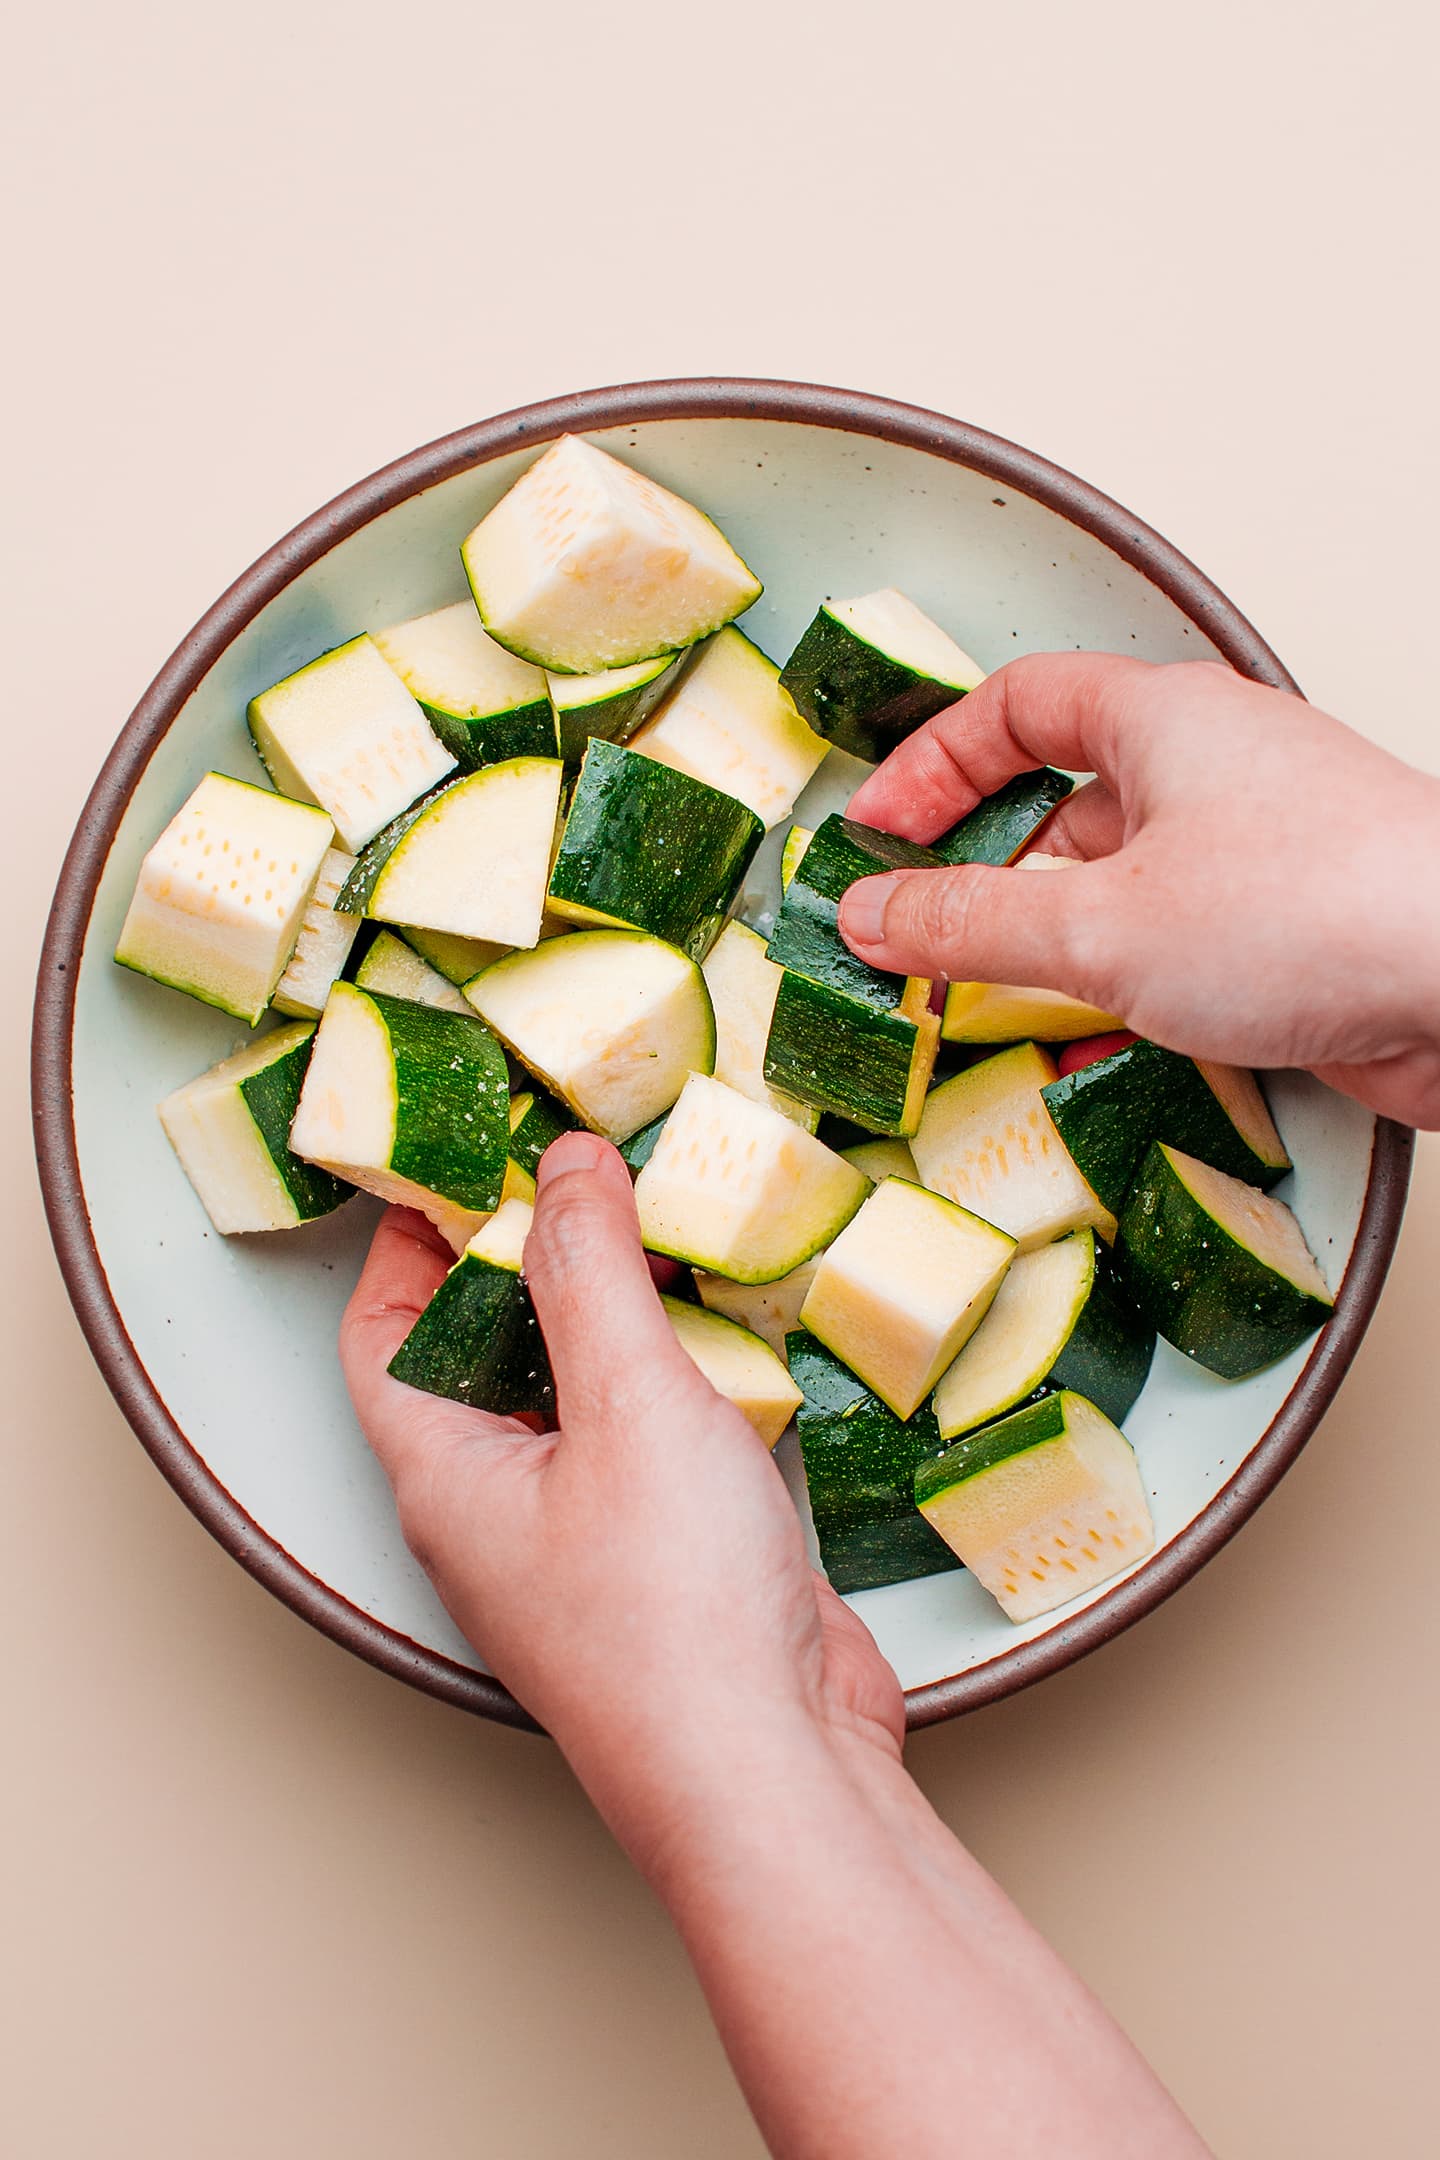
<box><xmin>837</xmin><ymin>653</ymin><xmax>1440</xmax><ymax>1127</ymax></box>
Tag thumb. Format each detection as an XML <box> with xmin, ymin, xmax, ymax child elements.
<box><xmin>837</xmin><ymin>858</ymin><xmax>1122</xmax><ymax>1006</ymax></box>
<box><xmin>523</xmin><ymin>1130</ymin><xmax>703</xmax><ymax>1434</ymax></box>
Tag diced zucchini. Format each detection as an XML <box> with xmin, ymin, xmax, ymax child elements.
<box><xmin>388</xmin><ymin>1198</ymin><xmax>556</xmax><ymax>1417</ymax></box>
<box><xmin>247</xmin><ymin>635</ymin><xmax>456</xmax><ymax>852</ymax></box>
<box><xmin>840</xmin><ymin>1137</ymin><xmax>917</xmax><ymax>1184</ymax></box>
<box><xmin>789</xmin><ymin>1331</ymin><xmax>961</xmax><ymax>1595</ymax></box>
<box><xmin>158</xmin><ymin>1022</ymin><xmax>352</xmax><ymax>1233</ymax></box>
<box><xmin>932</xmin><ymin>1229</ymin><xmax>1155</xmax><ymax>1441</ymax></box>
<box><xmin>912</xmin><ymin>1042</ymin><xmax>1117</xmax><ymax>1251</ymax></box>
<box><xmin>799</xmin><ymin>1178</ymin><xmax>1016</xmax><ymax>1419</ymax></box>
<box><xmin>914</xmin><ymin>1391</ymin><xmax>1154</xmax><ymax>1622</ymax></box>
<box><xmin>547</xmin><ymin>652</ymin><xmax>686</xmax><ymax>770</ymax></box>
<box><xmin>374</xmin><ymin>601</ymin><xmax>557</xmax><ymax>769</ymax></box>
<box><xmin>933</xmin><ymin>769</ymin><xmax>1075</xmax><ymax>866</ymax></box>
<box><xmin>336</xmin><ymin>757</ymin><xmax>562</xmax><ymax>949</ymax></box>
<box><xmin>1041</xmin><ymin>1037</ymin><xmax>1292</xmax><ymax>1216</ymax></box>
<box><xmin>271</xmin><ymin>846</ymin><xmax>361</xmax><ymax>1019</ymax></box>
<box><xmin>634</xmin><ymin>1074</ymin><xmax>868</xmax><ymax>1283</ymax></box>
<box><xmin>289</xmin><ymin>980</ymin><xmax>510</xmax><ymax>1215</ymax></box>
<box><xmin>1116</xmin><ymin>1143</ymin><xmax>1333</xmax><ymax>1379</ymax></box>
<box><xmin>779</xmin><ymin>588</ymin><xmax>985</xmax><ymax>761</ymax></box>
<box><xmin>661</xmin><ymin>1296</ymin><xmax>803</xmax><ymax>1447</ymax></box>
<box><xmin>114</xmin><ymin>772</ymin><xmax>334</xmax><ymax>1026</ymax></box>
<box><xmin>507</xmin><ymin>1087</ymin><xmax>580</xmax><ymax>1177</ymax></box>
<box><xmin>618</xmin><ymin>1112</ymin><xmax>671</xmax><ymax>1174</ymax></box>
<box><xmin>461</xmin><ymin>434</ymin><xmax>763</xmax><ymax>674</ymax></box>
<box><xmin>402</xmin><ymin>925</ymin><xmax>512</xmax><ymax>985</ymax></box>
<box><xmin>767</xmin><ymin>813</ymin><xmax>941</xmax><ymax>993</ymax></box>
<box><xmin>464</xmin><ymin>930</ymin><xmax>715</xmax><ymax>1143</ymax></box>
<box><xmin>780</xmin><ymin>825</ymin><xmax>814</xmax><ymax>891</ymax></box>
<box><xmin>355</xmin><ymin>928</ymin><xmax>472</xmax><ymax>1013</ymax></box>
<box><xmin>693</xmin><ymin>1258</ymin><xmax>820</xmax><ymax>1359</ymax></box>
<box><xmin>701</xmin><ymin>921</ymin><xmax>819</xmax><ymax>1131</ymax></box>
<box><xmin>941</xmin><ymin>854</ymin><xmax>1123</xmax><ymax>1042</ymax></box>
<box><xmin>628</xmin><ymin>627</ymin><xmax>828</xmax><ymax>829</ymax></box>
<box><xmin>546</xmin><ymin>738</ymin><xmax>762</xmax><ymax>960</ymax></box>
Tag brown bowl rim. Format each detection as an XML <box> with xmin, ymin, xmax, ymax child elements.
<box><xmin>31</xmin><ymin>376</ymin><xmax>1414</xmax><ymax>1735</ymax></box>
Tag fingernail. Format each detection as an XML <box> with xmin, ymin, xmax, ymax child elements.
<box><xmin>536</xmin><ymin>1131</ymin><xmax>611</xmax><ymax>1186</ymax></box>
<box><xmin>839</xmin><ymin>874</ymin><xmax>896</xmax><ymax>949</ymax></box>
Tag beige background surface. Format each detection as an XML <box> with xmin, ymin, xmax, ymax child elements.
<box><xmin>4</xmin><ymin>3</ymin><xmax>1437</xmax><ymax>2153</ymax></box>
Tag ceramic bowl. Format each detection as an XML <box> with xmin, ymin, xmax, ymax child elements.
<box><xmin>32</xmin><ymin>380</ymin><xmax>1412</xmax><ymax>1730</ymax></box>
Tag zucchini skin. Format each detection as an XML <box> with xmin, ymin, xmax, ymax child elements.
<box><xmin>933</xmin><ymin>769</ymin><xmax>1075</xmax><ymax>866</ymax></box>
<box><xmin>767</xmin><ymin>814</ymin><xmax>941</xmax><ymax>1009</ymax></box>
<box><xmin>1115</xmin><ymin>1143</ymin><xmax>1331</xmax><ymax>1379</ymax></box>
<box><xmin>779</xmin><ymin>610</ymin><xmax>968</xmax><ymax>761</ymax></box>
<box><xmin>335</xmin><ymin>780</ymin><xmax>455</xmax><ymax>915</ymax></box>
<box><xmin>238</xmin><ymin>1032</ymin><xmax>352</xmax><ymax>1220</ymax></box>
<box><xmin>789</xmin><ymin>1332</ymin><xmax>960</xmax><ymax>1595</ymax></box>
<box><xmin>546</xmin><ymin>739</ymin><xmax>763</xmax><ymax>960</ymax></box>
<box><xmin>764</xmin><ymin>972</ymin><xmax>932</xmax><ymax>1138</ymax></box>
<box><xmin>552</xmin><ymin>655</ymin><xmax>685</xmax><ymax>772</ymax></box>
<box><xmin>388</xmin><ymin>1254</ymin><xmax>555</xmax><ymax>1416</ymax></box>
<box><xmin>618</xmin><ymin>1112</ymin><xmax>669</xmax><ymax>1175</ymax></box>
<box><xmin>419</xmin><ymin>693</ymin><xmax>559</xmax><ymax>774</ymax></box>
<box><xmin>914</xmin><ymin>1391</ymin><xmax>1072</xmax><ymax>1506</ymax></box>
<box><xmin>1045</xmin><ymin>1253</ymin><xmax>1156</xmax><ymax>1426</ymax></box>
<box><xmin>369</xmin><ymin>990</ymin><xmax>511</xmax><ymax>1213</ymax></box>
<box><xmin>1042</xmin><ymin>1039</ymin><xmax>1288</xmax><ymax>1216</ymax></box>
<box><xmin>508</xmin><ymin>1087</ymin><xmax>580</xmax><ymax>1177</ymax></box>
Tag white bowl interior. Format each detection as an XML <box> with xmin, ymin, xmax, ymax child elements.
<box><xmin>71</xmin><ymin>416</ymin><xmax>1374</xmax><ymax>1693</ymax></box>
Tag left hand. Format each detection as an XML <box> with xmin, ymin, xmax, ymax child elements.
<box><xmin>340</xmin><ymin>1132</ymin><xmax>903</xmax><ymax>1853</ymax></box>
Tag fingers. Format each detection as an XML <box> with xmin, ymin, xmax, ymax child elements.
<box><xmin>1029</xmin><ymin>779</ymin><xmax>1126</xmax><ymax>862</ymax></box>
<box><xmin>845</xmin><ymin>652</ymin><xmax>1151</xmax><ymax>842</ymax></box>
<box><xmin>523</xmin><ymin>1131</ymin><xmax>703</xmax><ymax>1433</ymax></box>
<box><xmin>838</xmin><ymin>855</ymin><xmax>1124</xmax><ymax>1004</ymax></box>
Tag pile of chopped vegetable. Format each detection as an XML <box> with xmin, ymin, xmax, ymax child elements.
<box><xmin>119</xmin><ymin>435</ymin><xmax>1334</xmax><ymax>1626</ymax></box>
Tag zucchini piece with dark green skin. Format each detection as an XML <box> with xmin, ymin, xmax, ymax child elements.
<box><xmin>1041</xmin><ymin>1038</ymin><xmax>1292</xmax><ymax>1217</ymax></box>
<box><xmin>374</xmin><ymin>602</ymin><xmax>559</xmax><ymax>770</ymax></box>
<box><xmin>932</xmin><ymin>1229</ymin><xmax>1155</xmax><ymax>1440</ymax></box>
<box><xmin>932</xmin><ymin>769</ymin><xmax>1075</xmax><ymax>866</ymax></box>
<box><xmin>507</xmin><ymin>1087</ymin><xmax>581</xmax><ymax>1177</ymax></box>
<box><xmin>158</xmin><ymin>1023</ymin><xmax>352</xmax><ymax>1234</ymax></box>
<box><xmin>779</xmin><ymin>588</ymin><xmax>985</xmax><ymax>761</ymax></box>
<box><xmin>402</xmin><ymin>925</ymin><xmax>511</xmax><ymax>987</ymax></box>
<box><xmin>766</xmin><ymin>813</ymin><xmax>943</xmax><ymax>1001</ymax></box>
<box><xmin>618</xmin><ymin>1112</ymin><xmax>670</xmax><ymax>1175</ymax></box>
<box><xmin>546</xmin><ymin>738</ymin><xmax>763</xmax><ymax>960</ymax></box>
<box><xmin>763</xmin><ymin>970</ymin><xmax>938</xmax><ymax>1138</ymax></box>
<box><xmin>547</xmin><ymin>653</ymin><xmax>687</xmax><ymax>771</ymax></box>
<box><xmin>388</xmin><ymin>1199</ymin><xmax>555</xmax><ymax>1417</ymax></box>
<box><xmin>789</xmin><ymin>1331</ymin><xmax>960</xmax><ymax>1595</ymax></box>
<box><xmin>1115</xmin><ymin>1143</ymin><xmax>1333</xmax><ymax>1379</ymax></box>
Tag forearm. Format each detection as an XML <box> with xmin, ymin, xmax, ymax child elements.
<box><xmin>575</xmin><ymin>1714</ymin><xmax>1210</xmax><ymax>2160</ymax></box>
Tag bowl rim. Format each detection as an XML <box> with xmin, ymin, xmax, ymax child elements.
<box><xmin>31</xmin><ymin>375</ymin><xmax>1414</xmax><ymax>1734</ymax></box>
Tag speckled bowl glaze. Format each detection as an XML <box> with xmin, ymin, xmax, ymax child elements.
<box><xmin>32</xmin><ymin>380</ymin><xmax>1412</xmax><ymax>1730</ymax></box>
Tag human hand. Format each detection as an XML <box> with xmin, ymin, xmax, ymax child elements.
<box><xmin>838</xmin><ymin>654</ymin><xmax>1440</xmax><ymax>1127</ymax></box>
<box><xmin>339</xmin><ymin>1133</ymin><xmax>903</xmax><ymax>1854</ymax></box>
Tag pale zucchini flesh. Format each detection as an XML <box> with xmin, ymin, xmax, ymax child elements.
<box><xmin>942</xmin><ymin>855</ymin><xmax>1123</xmax><ymax>1041</ymax></box>
<box><xmin>342</xmin><ymin>757</ymin><xmax>563</xmax><ymax>949</ymax></box>
<box><xmin>272</xmin><ymin>845</ymin><xmax>361</xmax><ymax>1019</ymax></box>
<box><xmin>693</xmin><ymin>1258</ymin><xmax>821</xmax><ymax>1359</ymax></box>
<box><xmin>158</xmin><ymin>1022</ymin><xmax>351</xmax><ymax>1233</ymax></box>
<box><xmin>547</xmin><ymin>652</ymin><xmax>685</xmax><ymax>769</ymax></box>
<box><xmin>701</xmin><ymin>920</ymin><xmax>819</xmax><ymax>1132</ymax></box>
<box><xmin>840</xmin><ymin>1138</ymin><xmax>918</xmax><ymax>1185</ymax></box>
<box><xmin>628</xmin><ymin>626</ymin><xmax>828</xmax><ymax>829</ymax></box>
<box><xmin>374</xmin><ymin>601</ymin><xmax>556</xmax><ymax>768</ymax></box>
<box><xmin>912</xmin><ymin>1042</ymin><xmax>1117</xmax><ymax>1251</ymax></box>
<box><xmin>661</xmin><ymin>1295</ymin><xmax>803</xmax><ymax>1447</ymax></box>
<box><xmin>354</xmin><ymin>928</ymin><xmax>473</xmax><ymax>1013</ymax></box>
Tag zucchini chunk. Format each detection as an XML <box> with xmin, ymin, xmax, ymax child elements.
<box><xmin>789</xmin><ymin>1331</ymin><xmax>961</xmax><ymax>1595</ymax></box>
<box><xmin>764</xmin><ymin>813</ymin><xmax>943</xmax><ymax>1135</ymax></box>
<box><xmin>840</xmin><ymin>1137</ymin><xmax>918</xmax><ymax>1184</ymax></box>
<box><xmin>912</xmin><ymin>1042</ymin><xmax>1117</xmax><ymax>1251</ymax></box>
<box><xmin>914</xmin><ymin>1391</ymin><xmax>1155</xmax><ymax>1622</ymax></box>
<box><xmin>374</xmin><ymin>601</ymin><xmax>557</xmax><ymax>769</ymax></box>
<box><xmin>389</xmin><ymin>1198</ymin><xmax>556</xmax><ymax>1417</ymax></box>
<box><xmin>701</xmin><ymin>921</ymin><xmax>819</xmax><ymax>1131</ymax></box>
<box><xmin>634</xmin><ymin>1074</ymin><xmax>868</xmax><ymax>1283</ymax></box>
<box><xmin>461</xmin><ymin>434</ymin><xmax>763</xmax><ymax>675</ymax></box>
<box><xmin>779</xmin><ymin>588</ymin><xmax>985</xmax><ymax>761</ymax></box>
<box><xmin>547</xmin><ymin>652</ymin><xmax>686</xmax><ymax>770</ymax></box>
<box><xmin>354</xmin><ymin>928</ymin><xmax>472</xmax><ymax>1013</ymax></box>
<box><xmin>693</xmin><ymin>1258</ymin><xmax>820</xmax><ymax>1359</ymax></box>
<box><xmin>941</xmin><ymin>855</ymin><xmax>1124</xmax><ymax>1042</ymax></box>
<box><xmin>247</xmin><ymin>635</ymin><xmax>456</xmax><ymax>852</ymax></box>
<box><xmin>933</xmin><ymin>768</ymin><xmax>1075</xmax><ymax>866</ymax></box>
<box><xmin>799</xmin><ymin>1178</ymin><xmax>1016</xmax><ymax>1419</ymax></box>
<box><xmin>661</xmin><ymin>1296</ymin><xmax>803</xmax><ymax>1447</ymax></box>
<box><xmin>1041</xmin><ymin>1036</ymin><xmax>1291</xmax><ymax>1215</ymax></box>
<box><xmin>780</xmin><ymin>824</ymin><xmax>814</xmax><ymax>891</ymax></box>
<box><xmin>402</xmin><ymin>925</ymin><xmax>511</xmax><ymax>986</ymax></box>
<box><xmin>546</xmin><ymin>738</ymin><xmax>762</xmax><ymax>960</ymax></box>
<box><xmin>336</xmin><ymin>757</ymin><xmax>563</xmax><ymax>949</ymax></box>
<box><xmin>507</xmin><ymin>1087</ymin><xmax>580</xmax><ymax>1178</ymax></box>
<box><xmin>933</xmin><ymin>1229</ymin><xmax>1155</xmax><ymax>1441</ymax></box>
<box><xmin>271</xmin><ymin>846</ymin><xmax>361</xmax><ymax>1020</ymax></box>
<box><xmin>464</xmin><ymin>930</ymin><xmax>715</xmax><ymax>1143</ymax></box>
<box><xmin>618</xmin><ymin>1112</ymin><xmax>671</xmax><ymax>1174</ymax></box>
<box><xmin>290</xmin><ymin>980</ymin><xmax>510</xmax><ymax>1216</ymax></box>
<box><xmin>158</xmin><ymin>1022</ymin><xmax>351</xmax><ymax>1234</ymax></box>
<box><xmin>1116</xmin><ymin>1143</ymin><xmax>1333</xmax><ymax>1378</ymax></box>
<box><xmin>114</xmin><ymin>772</ymin><xmax>334</xmax><ymax>1026</ymax></box>
<box><xmin>628</xmin><ymin>627</ymin><xmax>828</xmax><ymax>829</ymax></box>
